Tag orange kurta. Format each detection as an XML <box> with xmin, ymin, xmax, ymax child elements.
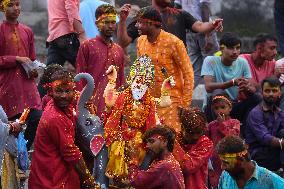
<box><xmin>137</xmin><ymin>30</ymin><xmax>194</xmax><ymax>131</ymax></box>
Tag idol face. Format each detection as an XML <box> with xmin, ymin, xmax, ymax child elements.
<box><xmin>131</xmin><ymin>75</ymin><xmax>148</xmax><ymax>100</ymax></box>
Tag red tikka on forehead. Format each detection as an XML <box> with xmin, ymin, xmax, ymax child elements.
<box><xmin>138</xmin><ymin>18</ymin><xmax>162</xmax><ymax>26</ymax></box>
<box><xmin>51</xmin><ymin>79</ymin><xmax>75</xmax><ymax>89</ymax></box>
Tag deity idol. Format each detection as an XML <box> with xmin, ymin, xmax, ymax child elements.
<box><xmin>103</xmin><ymin>55</ymin><xmax>175</xmax><ymax>181</ymax></box>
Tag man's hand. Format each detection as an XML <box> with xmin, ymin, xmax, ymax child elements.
<box><xmin>161</xmin><ymin>76</ymin><xmax>175</xmax><ymax>92</ymax></box>
<box><xmin>16</xmin><ymin>56</ymin><xmax>32</xmax><ymax>64</ymax></box>
<box><xmin>106</xmin><ymin>65</ymin><xmax>118</xmax><ymax>81</ymax></box>
<box><xmin>212</xmin><ymin>18</ymin><xmax>223</xmax><ymax>32</ymax></box>
<box><xmin>9</xmin><ymin>122</ymin><xmax>23</xmax><ymax>137</ymax></box>
<box><xmin>120</xmin><ymin>4</ymin><xmax>131</xmax><ymax>21</ymax></box>
<box><xmin>275</xmin><ymin>65</ymin><xmax>284</xmax><ymax>76</ymax></box>
<box><xmin>238</xmin><ymin>79</ymin><xmax>255</xmax><ymax>94</ymax></box>
<box><xmin>216</xmin><ymin>113</ymin><xmax>226</xmax><ymax>123</ymax></box>
<box><xmin>125</xmin><ymin>142</ymin><xmax>140</xmax><ymax>165</ymax></box>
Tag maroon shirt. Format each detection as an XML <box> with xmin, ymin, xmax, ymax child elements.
<box><xmin>173</xmin><ymin>135</ymin><xmax>213</xmax><ymax>189</ymax></box>
<box><xmin>29</xmin><ymin>99</ymin><xmax>82</xmax><ymax>189</ymax></box>
<box><xmin>0</xmin><ymin>21</ymin><xmax>41</xmax><ymax>118</ymax></box>
<box><xmin>76</xmin><ymin>36</ymin><xmax>125</xmax><ymax>117</ymax></box>
<box><xmin>129</xmin><ymin>153</ymin><xmax>185</xmax><ymax>189</ymax></box>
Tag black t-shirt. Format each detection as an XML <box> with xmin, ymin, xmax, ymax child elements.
<box><xmin>127</xmin><ymin>7</ymin><xmax>197</xmax><ymax>45</ymax></box>
<box><xmin>275</xmin><ymin>0</ymin><xmax>284</xmax><ymax>8</ymax></box>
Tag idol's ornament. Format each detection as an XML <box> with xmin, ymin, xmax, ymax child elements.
<box><xmin>103</xmin><ymin>55</ymin><xmax>175</xmax><ymax>183</ymax></box>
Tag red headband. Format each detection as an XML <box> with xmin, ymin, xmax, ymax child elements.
<box><xmin>138</xmin><ymin>18</ymin><xmax>162</xmax><ymax>26</ymax></box>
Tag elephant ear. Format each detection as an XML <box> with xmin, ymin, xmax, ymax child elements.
<box><xmin>90</xmin><ymin>135</ymin><xmax>105</xmax><ymax>156</ymax></box>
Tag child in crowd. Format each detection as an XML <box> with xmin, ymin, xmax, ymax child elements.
<box><xmin>207</xmin><ymin>94</ymin><xmax>240</xmax><ymax>189</ymax></box>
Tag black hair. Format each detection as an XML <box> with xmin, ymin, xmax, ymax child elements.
<box><xmin>39</xmin><ymin>64</ymin><xmax>63</xmax><ymax>89</ymax></box>
<box><xmin>216</xmin><ymin>136</ymin><xmax>247</xmax><ymax>155</ymax></box>
<box><xmin>220</xmin><ymin>32</ymin><xmax>241</xmax><ymax>48</ymax></box>
<box><xmin>253</xmin><ymin>33</ymin><xmax>278</xmax><ymax>49</ymax></box>
<box><xmin>95</xmin><ymin>4</ymin><xmax>117</xmax><ymax>20</ymax></box>
<box><xmin>179</xmin><ymin>107</ymin><xmax>207</xmax><ymax>133</ymax></box>
<box><xmin>138</xmin><ymin>7</ymin><xmax>162</xmax><ymax>27</ymax></box>
<box><xmin>143</xmin><ymin>125</ymin><xmax>176</xmax><ymax>152</ymax></box>
<box><xmin>51</xmin><ymin>69</ymin><xmax>74</xmax><ymax>83</ymax></box>
<box><xmin>261</xmin><ymin>76</ymin><xmax>281</xmax><ymax>90</ymax></box>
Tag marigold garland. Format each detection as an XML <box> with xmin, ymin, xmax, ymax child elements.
<box><xmin>123</xmin><ymin>87</ymin><xmax>152</xmax><ymax>129</ymax></box>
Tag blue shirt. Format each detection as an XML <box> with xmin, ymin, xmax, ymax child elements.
<box><xmin>246</xmin><ymin>105</ymin><xmax>284</xmax><ymax>171</ymax></box>
<box><xmin>218</xmin><ymin>162</ymin><xmax>284</xmax><ymax>189</ymax></box>
<box><xmin>201</xmin><ymin>56</ymin><xmax>251</xmax><ymax>100</ymax></box>
<box><xmin>80</xmin><ymin>0</ymin><xmax>107</xmax><ymax>39</ymax></box>
<box><xmin>80</xmin><ymin>0</ymin><xmax>118</xmax><ymax>39</ymax></box>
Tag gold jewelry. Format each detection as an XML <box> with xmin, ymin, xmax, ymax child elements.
<box><xmin>108</xmin><ymin>79</ymin><xmax>116</xmax><ymax>85</ymax></box>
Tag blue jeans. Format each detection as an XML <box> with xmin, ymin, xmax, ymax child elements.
<box><xmin>187</xmin><ymin>32</ymin><xmax>219</xmax><ymax>88</ymax></box>
<box><xmin>275</xmin><ymin>1</ymin><xmax>284</xmax><ymax>56</ymax></box>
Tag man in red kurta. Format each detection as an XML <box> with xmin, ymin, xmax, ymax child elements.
<box><xmin>128</xmin><ymin>126</ymin><xmax>185</xmax><ymax>189</ymax></box>
<box><xmin>29</xmin><ymin>70</ymin><xmax>96</xmax><ymax>189</ymax></box>
<box><xmin>173</xmin><ymin>108</ymin><xmax>213</xmax><ymax>189</ymax></box>
<box><xmin>76</xmin><ymin>4</ymin><xmax>124</xmax><ymax>118</ymax></box>
<box><xmin>0</xmin><ymin>0</ymin><xmax>42</xmax><ymax>150</ymax></box>
<box><xmin>0</xmin><ymin>0</ymin><xmax>41</xmax><ymax>118</ymax></box>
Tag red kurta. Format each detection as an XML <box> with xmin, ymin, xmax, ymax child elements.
<box><xmin>207</xmin><ymin>119</ymin><xmax>240</xmax><ymax>189</ymax></box>
<box><xmin>128</xmin><ymin>153</ymin><xmax>185</xmax><ymax>189</ymax></box>
<box><xmin>173</xmin><ymin>135</ymin><xmax>213</xmax><ymax>189</ymax></box>
<box><xmin>76</xmin><ymin>36</ymin><xmax>125</xmax><ymax>118</ymax></box>
<box><xmin>0</xmin><ymin>21</ymin><xmax>41</xmax><ymax>118</ymax></box>
<box><xmin>29</xmin><ymin>100</ymin><xmax>82</xmax><ymax>189</ymax></box>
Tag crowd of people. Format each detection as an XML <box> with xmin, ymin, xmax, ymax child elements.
<box><xmin>1</xmin><ymin>0</ymin><xmax>284</xmax><ymax>189</ymax></box>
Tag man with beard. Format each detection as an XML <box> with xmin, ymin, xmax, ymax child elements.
<box><xmin>246</xmin><ymin>76</ymin><xmax>284</xmax><ymax>173</ymax></box>
<box><xmin>127</xmin><ymin>125</ymin><xmax>185</xmax><ymax>189</ymax></box>
<box><xmin>173</xmin><ymin>107</ymin><xmax>213</xmax><ymax>189</ymax></box>
<box><xmin>76</xmin><ymin>4</ymin><xmax>125</xmax><ymax>118</ymax></box>
<box><xmin>241</xmin><ymin>34</ymin><xmax>278</xmax><ymax>88</ymax></box>
<box><xmin>201</xmin><ymin>33</ymin><xmax>260</xmax><ymax>134</ymax></box>
<box><xmin>117</xmin><ymin>0</ymin><xmax>223</xmax><ymax>48</ymax></box>
<box><xmin>217</xmin><ymin>136</ymin><xmax>284</xmax><ymax>188</ymax></box>
<box><xmin>29</xmin><ymin>70</ymin><xmax>97</xmax><ymax>189</ymax></box>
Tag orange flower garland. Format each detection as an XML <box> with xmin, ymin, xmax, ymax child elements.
<box><xmin>123</xmin><ymin>87</ymin><xmax>152</xmax><ymax>129</ymax></box>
